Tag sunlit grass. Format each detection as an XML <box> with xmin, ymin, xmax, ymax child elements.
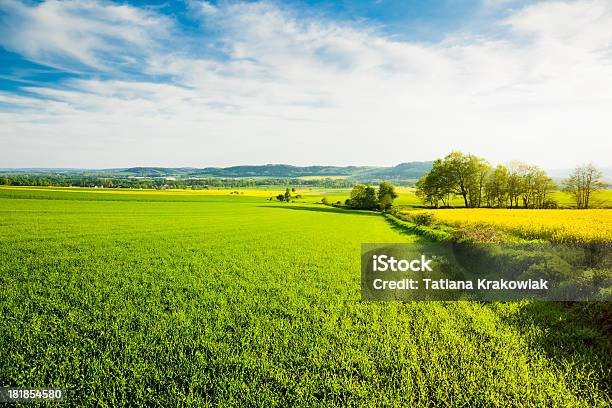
<box><xmin>0</xmin><ymin>188</ymin><xmax>610</xmax><ymax>406</ymax></box>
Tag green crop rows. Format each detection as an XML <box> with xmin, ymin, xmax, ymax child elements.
<box><xmin>0</xmin><ymin>188</ymin><xmax>610</xmax><ymax>406</ymax></box>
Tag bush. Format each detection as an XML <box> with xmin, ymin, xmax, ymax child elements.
<box><xmin>412</xmin><ymin>212</ymin><xmax>435</xmax><ymax>226</ymax></box>
<box><xmin>541</xmin><ymin>199</ymin><xmax>558</xmax><ymax>209</ymax></box>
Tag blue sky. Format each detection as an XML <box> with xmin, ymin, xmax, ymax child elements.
<box><xmin>0</xmin><ymin>0</ymin><xmax>493</xmax><ymax>88</ymax></box>
<box><xmin>0</xmin><ymin>0</ymin><xmax>611</xmax><ymax>168</ymax></box>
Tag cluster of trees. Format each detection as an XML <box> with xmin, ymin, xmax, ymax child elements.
<box><xmin>345</xmin><ymin>182</ymin><xmax>398</xmax><ymax>210</ymax></box>
<box><xmin>416</xmin><ymin>152</ymin><xmax>608</xmax><ymax>209</ymax></box>
<box><xmin>275</xmin><ymin>188</ymin><xmax>301</xmax><ymax>202</ymax></box>
<box><xmin>0</xmin><ymin>176</ymin><xmax>107</xmax><ymax>187</ymax></box>
<box><xmin>0</xmin><ymin>175</ymin><xmax>354</xmax><ymax>189</ymax></box>
<box><xmin>415</xmin><ymin>152</ymin><xmax>556</xmax><ymax>208</ymax></box>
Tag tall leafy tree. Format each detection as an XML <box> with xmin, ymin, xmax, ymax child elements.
<box><xmin>416</xmin><ymin>151</ymin><xmax>490</xmax><ymax>208</ymax></box>
<box><xmin>484</xmin><ymin>165</ymin><xmax>509</xmax><ymax>207</ymax></box>
<box><xmin>415</xmin><ymin>158</ymin><xmax>456</xmax><ymax>208</ymax></box>
<box><xmin>377</xmin><ymin>181</ymin><xmax>398</xmax><ymax>210</ymax></box>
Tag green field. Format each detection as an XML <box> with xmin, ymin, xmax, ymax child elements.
<box><xmin>301</xmin><ymin>188</ymin><xmax>612</xmax><ymax>209</ymax></box>
<box><xmin>1</xmin><ymin>188</ymin><xmax>610</xmax><ymax>406</ymax></box>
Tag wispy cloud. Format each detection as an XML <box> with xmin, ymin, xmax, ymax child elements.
<box><xmin>0</xmin><ymin>0</ymin><xmax>611</xmax><ymax>167</ymax></box>
<box><xmin>0</xmin><ymin>0</ymin><xmax>173</xmax><ymax>72</ymax></box>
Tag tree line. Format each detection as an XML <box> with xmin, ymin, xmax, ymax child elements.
<box><xmin>416</xmin><ymin>151</ymin><xmax>607</xmax><ymax>209</ymax></box>
<box><xmin>0</xmin><ymin>175</ymin><xmax>355</xmax><ymax>189</ymax></box>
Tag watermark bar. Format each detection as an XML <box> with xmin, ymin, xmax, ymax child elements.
<box><xmin>361</xmin><ymin>243</ymin><xmax>611</xmax><ymax>301</ymax></box>
<box><xmin>0</xmin><ymin>387</ymin><xmax>64</xmax><ymax>403</ymax></box>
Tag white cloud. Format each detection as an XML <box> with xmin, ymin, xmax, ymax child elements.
<box><xmin>0</xmin><ymin>0</ymin><xmax>172</xmax><ymax>71</ymax></box>
<box><xmin>0</xmin><ymin>0</ymin><xmax>611</xmax><ymax>168</ymax></box>
<box><xmin>193</xmin><ymin>0</ymin><xmax>218</xmax><ymax>16</ymax></box>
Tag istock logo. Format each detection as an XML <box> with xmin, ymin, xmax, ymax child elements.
<box><xmin>372</xmin><ymin>254</ymin><xmax>433</xmax><ymax>272</ymax></box>
<box><xmin>363</xmin><ymin>242</ymin><xmax>612</xmax><ymax>302</ymax></box>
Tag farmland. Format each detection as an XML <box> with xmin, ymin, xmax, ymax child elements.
<box><xmin>404</xmin><ymin>208</ymin><xmax>612</xmax><ymax>244</ymax></box>
<box><xmin>1</xmin><ymin>187</ymin><xmax>611</xmax><ymax>406</ymax></box>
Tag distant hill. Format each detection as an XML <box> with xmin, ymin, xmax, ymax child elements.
<box><xmin>355</xmin><ymin>162</ymin><xmax>433</xmax><ymax>180</ymax></box>
<box><xmin>1</xmin><ymin>162</ymin><xmax>434</xmax><ymax>181</ymax></box>
<box><xmin>189</xmin><ymin>165</ymin><xmax>373</xmax><ymax>178</ymax></box>
<box><xmin>121</xmin><ymin>167</ymin><xmax>197</xmax><ymax>177</ymax></box>
<box><xmin>116</xmin><ymin>162</ymin><xmax>434</xmax><ymax>180</ymax></box>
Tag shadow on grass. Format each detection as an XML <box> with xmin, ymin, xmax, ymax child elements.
<box><xmin>500</xmin><ymin>301</ymin><xmax>612</xmax><ymax>395</ymax></box>
<box><xmin>257</xmin><ymin>205</ymin><xmax>381</xmax><ymax>216</ymax></box>
<box><xmin>382</xmin><ymin>218</ymin><xmax>431</xmax><ymax>242</ymax></box>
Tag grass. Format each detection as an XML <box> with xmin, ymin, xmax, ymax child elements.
<box><xmin>388</xmin><ymin>188</ymin><xmax>612</xmax><ymax>209</ymax></box>
<box><xmin>3</xmin><ymin>185</ymin><xmax>611</xmax><ymax>208</ymax></box>
<box><xmin>1</xmin><ymin>188</ymin><xmax>611</xmax><ymax>406</ymax></box>
<box><xmin>551</xmin><ymin>190</ymin><xmax>612</xmax><ymax>208</ymax></box>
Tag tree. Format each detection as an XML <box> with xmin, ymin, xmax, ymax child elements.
<box><xmin>470</xmin><ymin>157</ymin><xmax>492</xmax><ymax>208</ymax></box>
<box><xmin>444</xmin><ymin>151</ymin><xmax>472</xmax><ymax>207</ymax></box>
<box><xmin>347</xmin><ymin>184</ymin><xmax>378</xmax><ymax>209</ymax></box>
<box><xmin>484</xmin><ymin>165</ymin><xmax>509</xmax><ymax>207</ymax></box>
<box><xmin>362</xmin><ymin>186</ymin><xmax>378</xmax><ymax>209</ymax></box>
<box><xmin>349</xmin><ymin>184</ymin><xmax>366</xmax><ymax>204</ymax></box>
<box><xmin>415</xmin><ymin>159</ymin><xmax>454</xmax><ymax>208</ymax></box>
<box><xmin>276</xmin><ymin>194</ymin><xmax>285</xmax><ymax>202</ymax></box>
<box><xmin>416</xmin><ymin>172</ymin><xmax>441</xmax><ymax>208</ymax></box>
<box><xmin>514</xmin><ymin>165</ymin><xmax>551</xmax><ymax>208</ymax></box>
<box><xmin>506</xmin><ymin>161</ymin><xmax>523</xmax><ymax>208</ymax></box>
<box><xmin>415</xmin><ymin>152</ymin><xmax>489</xmax><ymax>208</ymax></box>
<box><xmin>284</xmin><ymin>188</ymin><xmax>291</xmax><ymax>202</ymax></box>
<box><xmin>377</xmin><ymin>181</ymin><xmax>398</xmax><ymax>211</ymax></box>
<box><xmin>527</xmin><ymin>167</ymin><xmax>556</xmax><ymax>209</ymax></box>
<box><xmin>564</xmin><ymin>164</ymin><xmax>606</xmax><ymax>209</ymax></box>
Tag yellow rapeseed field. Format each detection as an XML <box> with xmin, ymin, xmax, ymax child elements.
<box><xmin>405</xmin><ymin>208</ymin><xmax>612</xmax><ymax>243</ymax></box>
